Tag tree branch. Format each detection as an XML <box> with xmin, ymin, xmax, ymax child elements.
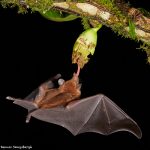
<box><xmin>1</xmin><ymin>0</ymin><xmax>150</xmax><ymax>62</ymax></box>
<box><xmin>52</xmin><ymin>1</ymin><xmax>150</xmax><ymax>44</ymax></box>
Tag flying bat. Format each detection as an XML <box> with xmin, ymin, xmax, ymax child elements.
<box><xmin>6</xmin><ymin>70</ymin><xmax>142</xmax><ymax>139</ymax></box>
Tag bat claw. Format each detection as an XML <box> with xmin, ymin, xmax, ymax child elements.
<box><xmin>26</xmin><ymin>114</ymin><xmax>31</xmax><ymax>123</ymax></box>
<box><xmin>6</xmin><ymin>96</ymin><xmax>16</xmax><ymax>101</ymax></box>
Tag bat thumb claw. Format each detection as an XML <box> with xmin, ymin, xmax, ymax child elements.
<box><xmin>6</xmin><ymin>96</ymin><xmax>16</xmax><ymax>101</ymax></box>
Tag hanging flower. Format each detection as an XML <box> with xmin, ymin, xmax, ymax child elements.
<box><xmin>72</xmin><ymin>24</ymin><xmax>102</xmax><ymax>68</ymax></box>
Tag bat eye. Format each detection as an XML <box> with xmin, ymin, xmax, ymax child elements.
<box><xmin>58</xmin><ymin>78</ymin><xmax>65</xmax><ymax>86</ymax></box>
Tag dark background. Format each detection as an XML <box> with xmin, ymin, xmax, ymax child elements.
<box><xmin>0</xmin><ymin>1</ymin><xmax>150</xmax><ymax>150</ymax></box>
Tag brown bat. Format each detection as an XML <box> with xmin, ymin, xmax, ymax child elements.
<box><xmin>6</xmin><ymin>67</ymin><xmax>142</xmax><ymax>139</ymax></box>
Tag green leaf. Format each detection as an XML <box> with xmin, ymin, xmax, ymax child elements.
<box><xmin>129</xmin><ymin>19</ymin><xmax>136</xmax><ymax>40</ymax></box>
<box><xmin>40</xmin><ymin>10</ymin><xmax>78</xmax><ymax>22</ymax></box>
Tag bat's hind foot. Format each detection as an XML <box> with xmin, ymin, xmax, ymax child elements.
<box><xmin>26</xmin><ymin>108</ymin><xmax>38</xmax><ymax>123</ymax></box>
<box><xmin>26</xmin><ymin>114</ymin><xmax>31</xmax><ymax>123</ymax></box>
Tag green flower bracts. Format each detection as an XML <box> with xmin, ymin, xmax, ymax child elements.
<box><xmin>72</xmin><ymin>24</ymin><xmax>102</xmax><ymax>68</ymax></box>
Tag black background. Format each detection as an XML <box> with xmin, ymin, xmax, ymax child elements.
<box><xmin>0</xmin><ymin>1</ymin><xmax>150</xmax><ymax>150</ymax></box>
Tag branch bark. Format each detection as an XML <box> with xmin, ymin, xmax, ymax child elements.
<box><xmin>52</xmin><ymin>1</ymin><xmax>150</xmax><ymax>44</ymax></box>
<box><xmin>1</xmin><ymin>0</ymin><xmax>150</xmax><ymax>62</ymax></box>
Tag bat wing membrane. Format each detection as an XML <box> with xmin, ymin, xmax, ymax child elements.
<box><xmin>30</xmin><ymin>95</ymin><xmax>104</xmax><ymax>135</ymax></box>
<box><xmin>24</xmin><ymin>74</ymin><xmax>61</xmax><ymax>101</ymax></box>
<box><xmin>24</xmin><ymin>88</ymin><xmax>39</xmax><ymax>101</ymax></box>
<box><xmin>30</xmin><ymin>94</ymin><xmax>142</xmax><ymax>138</ymax></box>
<box><xmin>8</xmin><ymin>74</ymin><xmax>62</xmax><ymax>110</ymax></box>
<box><xmin>77</xmin><ymin>95</ymin><xmax>142</xmax><ymax>139</ymax></box>
<box><xmin>13</xmin><ymin>100</ymin><xmax>37</xmax><ymax>112</ymax></box>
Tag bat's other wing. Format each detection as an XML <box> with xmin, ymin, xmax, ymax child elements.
<box><xmin>6</xmin><ymin>96</ymin><xmax>37</xmax><ymax>111</ymax></box>
<box><xmin>29</xmin><ymin>94</ymin><xmax>142</xmax><ymax>139</ymax></box>
<box><xmin>24</xmin><ymin>73</ymin><xmax>62</xmax><ymax>101</ymax></box>
<box><xmin>6</xmin><ymin>74</ymin><xmax>62</xmax><ymax>111</ymax></box>
<box><xmin>24</xmin><ymin>88</ymin><xmax>39</xmax><ymax>101</ymax></box>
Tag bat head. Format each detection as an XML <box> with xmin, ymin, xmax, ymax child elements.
<box><xmin>59</xmin><ymin>73</ymin><xmax>81</xmax><ymax>98</ymax></box>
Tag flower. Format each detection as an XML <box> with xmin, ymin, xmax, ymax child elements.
<box><xmin>72</xmin><ymin>24</ymin><xmax>102</xmax><ymax>68</ymax></box>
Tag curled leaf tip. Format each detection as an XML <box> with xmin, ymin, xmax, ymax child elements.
<box><xmin>40</xmin><ymin>10</ymin><xmax>78</xmax><ymax>22</ymax></box>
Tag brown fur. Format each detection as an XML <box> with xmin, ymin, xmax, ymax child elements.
<box><xmin>34</xmin><ymin>74</ymin><xmax>81</xmax><ymax>109</ymax></box>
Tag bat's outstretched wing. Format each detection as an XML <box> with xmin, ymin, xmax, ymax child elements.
<box><xmin>29</xmin><ymin>94</ymin><xmax>142</xmax><ymax>139</ymax></box>
<box><xmin>6</xmin><ymin>96</ymin><xmax>37</xmax><ymax>111</ymax></box>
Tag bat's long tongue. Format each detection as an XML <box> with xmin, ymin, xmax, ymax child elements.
<box><xmin>75</xmin><ymin>64</ymin><xmax>80</xmax><ymax>77</ymax></box>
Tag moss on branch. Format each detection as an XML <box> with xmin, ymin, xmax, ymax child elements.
<box><xmin>1</xmin><ymin>0</ymin><xmax>150</xmax><ymax>63</ymax></box>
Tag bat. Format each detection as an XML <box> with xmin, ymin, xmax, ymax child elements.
<box><xmin>6</xmin><ymin>71</ymin><xmax>142</xmax><ymax>139</ymax></box>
